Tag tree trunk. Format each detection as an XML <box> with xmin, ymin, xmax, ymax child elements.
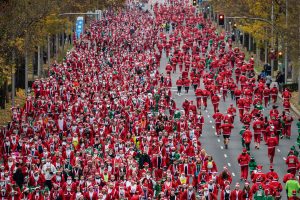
<box><xmin>25</xmin><ymin>46</ymin><xmax>28</xmax><ymax>97</ymax></box>
<box><xmin>5</xmin><ymin>80</ymin><xmax>9</xmax><ymax>103</ymax></box>
<box><xmin>248</xmin><ymin>34</ymin><xmax>251</xmax><ymax>51</ymax></box>
<box><xmin>37</xmin><ymin>45</ymin><xmax>41</xmax><ymax>78</ymax></box>
<box><xmin>47</xmin><ymin>35</ymin><xmax>51</xmax><ymax>75</ymax></box>
<box><xmin>0</xmin><ymin>85</ymin><xmax>5</xmax><ymax>109</ymax></box>
<box><xmin>264</xmin><ymin>41</ymin><xmax>268</xmax><ymax>64</ymax></box>
<box><xmin>62</xmin><ymin>32</ymin><xmax>65</xmax><ymax>52</ymax></box>
<box><xmin>11</xmin><ymin>49</ymin><xmax>16</xmax><ymax>107</ymax></box>
<box><xmin>55</xmin><ymin>33</ymin><xmax>59</xmax><ymax>61</ymax></box>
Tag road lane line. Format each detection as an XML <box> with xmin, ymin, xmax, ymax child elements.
<box><xmin>228</xmin><ymin>163</ymin><xmax>231</xmax><ymax>167</ymax></box>
<box><xmin>212</xmin><ymin>126</ymin><xmax>215</xmax><ymax>129</ymax></box>
<box><xmin>224</xmin><ymin>154</ymin><xmax>227</xmax><ymax>158</ymax></box>
<box><xmin>207</xmin><ymin>115</ymin><xmax>210</xmax><ymax>118</ymax></box>
<box><xmin>210</xmin><ymin>120</ymin><xmax>212</xmax><ymax>123</ymax></box>
<box><xmin>283</xmin><ymin>157</ymin><xmax>286</xmax><ymax>161</ymax></box>
<box><xmin>220</xmin><ymin>146</ymin><xmax>224</xmax><ymax>150</ymax></box>
<box><xmin>277</xmin><ymin>149</ymin><xmax>280</xmax><ymax>152</ymax></box>
<box><xmin>217</xmin><ymin>139</ymin><xmax>220</xmax><ymax>143</ymax></box>
<box><xmin>232</xmin><ymin>173</ymin><xmax>235</xmax><ymax>177</ymax></box>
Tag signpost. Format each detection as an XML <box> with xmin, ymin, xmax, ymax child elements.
<box><xmin>76</xmin><ymin>16</ymin><xmax>84</xmax><ymax>39</ymax></box>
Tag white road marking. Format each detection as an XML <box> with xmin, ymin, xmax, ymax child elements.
<box><xmin>212</xmin><ymin>126</ymin><xmax>215</xmax><ymax>129</ymax></box>
<box><xmin>217</xmin><ymin>139</ymin><xmax>220</xmax><ymax>143</ymax></box>
<box><xmin>283</xmin><ymin>157</ymin><xmax>287</xmax><ymax>161</ymax></box>
<box><xmin>228</xmin><ymin>163</ymin><xmax>231</xmax><ymax>167</ymax></box>
<box><xmin>205</xmin><ymin>110</ymin><xmax>208</xmax><ymax>112</ymax></box>
<box><xmin>210</xmin><ymin>120</ymin><xmax>212</xmax><ymax>123</ymax></box>
<box><xmin>277</xmin><ymin>149</ymin><xmax>280</xmax><ymax>152</ymax></box>
<box><xmin>207</xmin><ymin>115</ymin><xmax>210</xmax><ymax>118</ymax></box>
<box><xmin>220</xmin><ymin>146</ymin><xmax>224</xmax><ymax>150</ymax></box>
<box><xmin>232</xmin><ymin>173</ymin><xmax>235</xmax><ymax>177</ymax></box>
<box><xmin>224</xmin><ymin>154</ymin><xmax>227</xmax><ymax>158</ymax></box>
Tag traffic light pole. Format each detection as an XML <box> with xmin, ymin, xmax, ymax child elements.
<box><xmin>271</xmin><ymin>0</ymin><xmax>274</xmax><ymax>77</ymax></box>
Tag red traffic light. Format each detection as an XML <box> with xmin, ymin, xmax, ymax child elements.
<box><xmin>218</xmin><ymin>14</ymin><xmax>225</xmax><ymax>25</ymax></box>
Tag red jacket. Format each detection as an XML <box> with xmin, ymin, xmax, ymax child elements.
<box><xmin>221</xmin><ymin>123</ymin><xmax>234</xmax><ymax>135</ymax></box>
<box><xmin>180</xmin><ymin>190</ymin><xmax>196</xmax><ymax>200</ymax></box>
<box><xmin>230</xmin><ymin>189</ymin><xmax>243</xmax><ymax>200</ymax></box>
<box><xmin>237</xmin><ymin>153</ymin><xmax>250</xmax><ymax>166</ymax></box>
<box><xmin>176</xmin><ymin>79</ymin><xmax>183</xmax><ymax>86</ymax></box>
<box><xmin>286</xmin><ymin>155</ymin><xmax>298</xmax><ymax>170</ymax></box>
<box><xmin>266</xmin><ymin>136</ymin><xmax>278</xmax><ymax>148</ymax></box>
<box><xmin>242</xmin><ymin>130</ymin><xmax>252</xmax><ymax>144</ymax></box>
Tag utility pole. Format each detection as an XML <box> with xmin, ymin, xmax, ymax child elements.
<box><xmin>284</xmin><ymin>0</ymin><xmax>288</xmax><ymax>83</ymax></box>
<box><xmin>271</xmin><ymin>0</ymin><xmax>275</xmax><ymax>77</ymax></box>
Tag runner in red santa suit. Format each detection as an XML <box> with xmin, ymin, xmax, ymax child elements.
<box><xmin>263</xmin><ymin>86</ymin><xmax>271</xmax><ymax>107</ymax></box>
<box><xmin>213</xmin><ymin>110</ymin><xmax>224</xmax><ymax>136</ymax></box>
<box><xmin>286</xmin><ymin>151</ymin><xmax>299</xmax><ymax>175</ymax></box>
<box><xmin>201</xmin><ymin>88</ymin><xmax>210</xmax><ymax>110</ymax></box>
<box><xmin>211</xmin><ymin>93</ymin><xmax>220</xmax><ymax>113</ymax></box>
<box><xmin>266</xmin><ymin>132</ymin><xmax>278</xmax><ymax>164</ymax></box>
<box><xmin>282</xmin><ymin>88</ymin><xmax>292</xmax><ymax>101</ymax></box>
<box><xmin>237</xmin><ymin>149</ymin><xmax>250</xmax><ymax>181</ymax></box>
<box><xmin>226</xmin><ymin>104</ymin><xmax>236</xmax><ymax>123</ymax></box>
<box><xmin>221</xmin><ymin>119</ymin><xmax>234</xmax><ymax>149</ymax></box>
<box><xmin>282</xmin><ymin>111</ymin><xmax>294</xmax><ymax>139</ymax></box>
<box><xmin>252</xmin><ymin>117</ymin><xmax>264</xmax><ymax>149</ymax></box>
<box><xmin>270</xmin><ymin>84</ymin><xmax>278</xmax><ymax>103</ymax></box>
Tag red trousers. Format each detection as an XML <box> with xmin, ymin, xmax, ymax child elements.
<box><xmin>196</xmin><ymin>97</ymin><xmax>202</xmax><ymax>108</ymax></box>
<box><xmin>212</xmin><ymin>103</ymin><xmax>219</xmax><ymax>113</ymax></box>
<box><xmin>268</xmin><ymin>147</ymin><xmax>275</xmax><ymax>164</ymax></box>
<box><xmin>254</xmin><ymin>133</ymin><xmax>261</xmax><ymax>143</ymax></box>
<box><xmin>284</xmin><ymin>124</ymin><xmax>292</xmax><ymax>137</ymax></box>
<box><xmin>264</xmin><ymin>96</ymin><xmax>269</xmax><ymax>107</ymax></box>
<box><xmin>271</xmin><ymin>95</ymin><xmax>277</xmax><ymax>103</ymax></box>
<box><xmin>240</xmin><ymin>165</ymin><xmax>249</xmax><ymax>180</ymax></box>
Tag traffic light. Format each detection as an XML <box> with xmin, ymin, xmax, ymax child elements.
<box><xmin>218</xmin><ymin>14</ymin><xmax>225</xmax><ymax>26</ymax></box>
<box><xmin>193</xmin><ymin>0</ymin><xmax>197</xmax><ymax>6</ymax></box>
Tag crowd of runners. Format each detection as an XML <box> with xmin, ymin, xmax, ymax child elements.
<box><xmin>0</xmin><ymin>0</ymin><xmax>300</xmax><ymax>199</ymax></box>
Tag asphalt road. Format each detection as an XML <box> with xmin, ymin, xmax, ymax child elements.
<box><xmin>146</xmin><ymin>0</ymin><xmax>299</xmax><ymax>193</ymax></box>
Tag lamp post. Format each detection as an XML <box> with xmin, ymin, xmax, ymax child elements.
<box><xmin>284</xmin><ymin>0</ymin><xmax>288</xmax><ymax>83</ymax></box>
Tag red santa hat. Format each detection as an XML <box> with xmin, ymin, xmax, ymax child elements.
<box><xmin>257</xmin><ymin>165</ymin><xmax>263</xmax><ymax>171</ymax></box>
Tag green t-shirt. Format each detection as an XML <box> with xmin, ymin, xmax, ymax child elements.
<box><xmin>285</xmin><ymin>179</ymin><xmax>300</xmax><ymax>197</ymax></box>
<box><xmin>254</xmin><ymin>189</ymin><xmax>265</xmax><ymax>200</ymax></box>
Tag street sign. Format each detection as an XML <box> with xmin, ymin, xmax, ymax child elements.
<box><xmin>76</xmin><ymin>16</ymin><xmax>84</xmax><ymax>39</ymax></box>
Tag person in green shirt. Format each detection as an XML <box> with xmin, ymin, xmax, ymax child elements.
<box><xmin>296</xmin><ymin>118</ymin><xmax>300</xmax><ymax>133</ymax></box>
<box><xmin>239</xmin><ymin>126</ymin><xmax>246</xmax><ymax>148</ymax></box>
<box><xmin>285</xmin><ymin>177</ymin><xmax>300</xmax><ymax>198</ymax></box>
<box><xmin>154</xmin><ymin>179</ymin><xmax>162</xmax><ymax>198</ymax></box>
<box><xmin>265</xmin><ymin>194</ymin><xmax>274</xmax><ymax>200</ymax></box>
<box><xmin>254</xmin><ymin>186</ymin><xmax>266</xmax><ymax>200</ymax></box>
<box><xmin>296</xmin><ymin>134</ymin><xmax>300</xmax><ymax>150</ymax></box>
<box><xmin>289</xmin><ymin>146</ymin><xmax>299</xmax><ymax>157</ymax></box>
<box><xmin>249</xmin><ymin>156</ymin><xmax>257</xmax><ymax>175</ymax></box>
